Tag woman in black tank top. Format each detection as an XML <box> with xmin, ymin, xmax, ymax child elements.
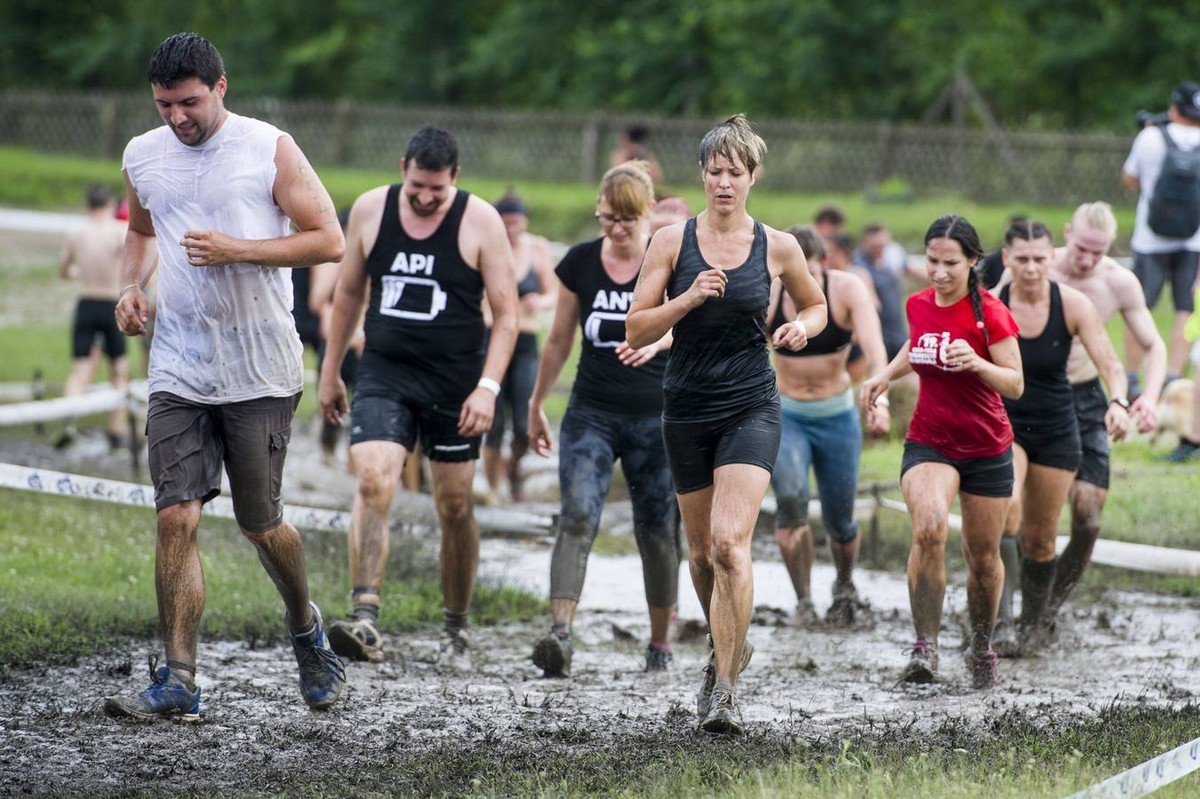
<box><xmin>993</xmin><ymin>221</ymin><xmax>1130</xmax><ymax>656</ymax></box>
<box><xmin>481</xmin><ymin>190</ymin><xmax>556</xmax><ymax>504</ymax></box>
<box><xmin>627</xmin><ymin>115</ymin><xmax>827</xmax><ymax>735</ymax></box>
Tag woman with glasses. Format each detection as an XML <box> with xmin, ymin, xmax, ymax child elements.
<box><xmin>527</xmin><ymin>161</ymin><xmax>680</xmax><ymax>679</ymax></box>
<box><xmin>626</xmin><ymin>115</ymin><xmax>827</xmax><ymax>734</ymax></box>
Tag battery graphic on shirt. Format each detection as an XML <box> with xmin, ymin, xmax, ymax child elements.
<box><xmin>379</xmin><ymin>276</ymin><xmax>448</xmax><ymax>321</ymax></box>
<box><xmin>583</xmin><ymin>311</ymin><xmax>627</xmax><ymax>348</ymax></box>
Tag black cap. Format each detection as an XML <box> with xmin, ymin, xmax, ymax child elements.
<box><xmin>494</xmin><ymin>195</ymin><xmax>527</xmax><ymax>216</ymax></box>
<box><xmin>1171</xmin><ymin>82</ymin><xmax>1200</xmax><ymax>120</ymax></box>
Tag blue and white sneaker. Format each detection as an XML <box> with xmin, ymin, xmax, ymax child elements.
<box><xmin>104</xmin><ymin>657</ymin><xmax>201</xmax><ymax>721</ymax></box>
<box><xmin>288</xmin><ymin>602</ymin><xmax>346</xmax><ymax>710</ymax></box>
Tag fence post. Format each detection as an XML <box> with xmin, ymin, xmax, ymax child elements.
<box><xmin>580</xmin><ymin>116</ymin><xmax>600</xmax><ymax>184</ymax></box>
<box><xmin>97</xmin><ymin>99</ymin><xmax>119</xmax><ymax>159</ymax></box>
<box><xmin>31</xmin><ymin>369</ymin><xmax>45</xmax><ymax>436</ymax></box>
<box><xmin>868</xmin><ymin>482</ymin><xmax>882</xmax><ymax>567</ymax></box>
<box><xmin>332</xmin><ymin>99</ymin><xmax>352</xmax><ymax>167</ymax></box>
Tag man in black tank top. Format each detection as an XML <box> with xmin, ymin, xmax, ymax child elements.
<box><xmin>318</xmin><ymin>127</ymin><xmax>519</xmax><ymax>670</ymax></box>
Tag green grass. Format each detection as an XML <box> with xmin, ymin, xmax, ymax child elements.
<box><xmin>365</xmin><ymin>704</ymin><xmax>1200</xmax><ymax>797</ymax></box>
<box><xmin>0</xmin><ymin>488</ymin><xmax>544</xmax><ymax>671</ymax></box>
<box><xmin>0</xmin><ymin>145</ymin><xmax>1139</xmax><ymax>251</ymax></box>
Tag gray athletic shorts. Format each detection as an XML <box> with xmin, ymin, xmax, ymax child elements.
<box><xmin>146</xmin><ymin>391</ymin><xmax>300</xmax><ymax>533</ymax></box>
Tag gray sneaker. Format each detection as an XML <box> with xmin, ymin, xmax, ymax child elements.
<box><xmin>699</xmin><ymin>682</ymin><xmax>744</xmax><ymax>735</ymax></box>
<box><xmin>436</xmin><ymin>627</ymin><xmax>472</xmax><ymax>673</ymax></box>
<box><xmin>531</xmin><ymin>630</ymin><xmax>573</xmax><ymax>677</ymax></box>
<box><xmin>696</xmin><ymin>634</ymin><xmax>754</xmax><ymax>718</ymax></box>
<box><xmin>643</xmin><ymin>645</ymin><xmax>673</xmax><ymax>672</ymax></box>
<box><xmin>1019</xmin><ymin>619</ymin><xmax>1057</xmax><ymax>654</ymax></box>
<box><xmin>328</xmin><ymin>618</ymin><xmax>385</xmax><ymax>663</ymax></box>
<box><xmin>792</xmin><ymin>598</ymin><xmax>820</xmax><ymax>628</ymax></box>
<box><xmin>992</xmin><ymin>620</ymin><xmax>1021</xmax><ymax>658</ymax></box>
<box><xmin>826</xmin><ymin>580</ymin><xmax>861</xmax><ymax>628</ymax></box>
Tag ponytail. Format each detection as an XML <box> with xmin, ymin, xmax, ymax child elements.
<box><xmin>967</xmin><ymin>261</ymin><xmax>988</xmax><ymax>345</ymax></box>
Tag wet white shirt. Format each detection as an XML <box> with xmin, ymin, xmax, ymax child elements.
<box><xmin>123</xmin><ymin>113</ymin><xmax>303</xmax><ymax>403</ymax></box>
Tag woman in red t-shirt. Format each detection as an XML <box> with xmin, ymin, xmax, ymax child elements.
<box><xmin>861</xmin><ymin>215</ymin><xmax>1023</xmax><ymax>690</ymax></box>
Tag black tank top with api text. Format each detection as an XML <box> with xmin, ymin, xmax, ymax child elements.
<box><xmin>555</xmin><ymin>237</ymin><xmax>666</xmax><ymax>416</ymax></box>
<box><xmin>362</xmin><ymin>186</ymin><xmax>484</xmax><ymax>404</ymax></box>
<box><xmin>999</xmin><ymin>281</ymin><xmax>1075</xmax><ymax>432</ymax></box>
<box><xmin>664</xmin><ymin>217</ymin><xmax>777</xmax><ymax>422</ymax></box>
<box><xmin>769</xmin><ymin>271</ymin><xmax>853</xmax><ymax>358</ymax></box>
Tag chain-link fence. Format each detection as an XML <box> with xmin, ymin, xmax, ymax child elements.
<box><xmin>0</xmin><ymin>91</ymin><xmax>1135</xmax><ymax>207</ymax></box>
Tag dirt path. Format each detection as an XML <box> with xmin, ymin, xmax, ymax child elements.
<box><xmin>2</xmin><ymin>555</ymin><xmax>1198</xmax><ymax>796</ymax></box>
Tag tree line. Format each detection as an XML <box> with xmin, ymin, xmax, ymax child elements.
<box><xmin>4</xmin><ymin>0</ymin><xmax>1197</xmax><ymax>131</ymax></box>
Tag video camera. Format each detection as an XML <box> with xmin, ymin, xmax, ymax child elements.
<box><xmin>1137</xmin><ymin>109</ymin><xmax>1170</xmax><ymax>129</ymax></box>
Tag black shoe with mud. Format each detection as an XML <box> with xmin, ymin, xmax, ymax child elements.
<box><xmin>532</xmin><ymin>631</ymin><xmax>573</xmax><ymax>677</ymax></box>
<box><xmin>899</xmin><ymin>639</ymin><xmax>938</xmax><ymax>684</ymax></box>
<box><xmin>328</xmin><ymin>618</ymin><xmax>385</xmax><ymax>663</ymax></box>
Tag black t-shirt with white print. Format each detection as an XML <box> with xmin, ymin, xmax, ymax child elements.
<box><xmin>555</xmin><ymin>237</ymin><xmax>666</xmax><ymax>416</ymax></box>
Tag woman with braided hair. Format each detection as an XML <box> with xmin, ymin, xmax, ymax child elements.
<box><xmin>861</xmin><ymin>215</ymin><xmax>1023</xmax><ymax>689</ymax></box>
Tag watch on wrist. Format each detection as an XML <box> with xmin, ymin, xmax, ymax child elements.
<box><xmin>1110</xmin><ymin>396</ymin><xmax>1130</xmax><ymax>411</ymax></box>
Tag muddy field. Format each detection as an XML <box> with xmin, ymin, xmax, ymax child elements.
<box><xmin>2</xmin><ymin>423</ymin><xmax>1200</xmax><ymax>797</ymax></box>
<box><xmin>2</xmin><ymin>222</ymin><xmax>1200</xmax><ymax>796</ymax></box>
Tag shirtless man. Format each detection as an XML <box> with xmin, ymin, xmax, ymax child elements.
<box><xmin>56</xmin><ymin>184</ymin><xmax>131</xmax><ymax>449</ymax></box>
<box><xmin>1045</xmin><ymin>201</ymin><xmax>1166</xmax><ymax>616</ymax></box>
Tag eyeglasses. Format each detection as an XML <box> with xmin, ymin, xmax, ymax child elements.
<box><xmin>595</xmin><ymin>212</ymin><xmax>641</xmax><ymax>228</ymax></box>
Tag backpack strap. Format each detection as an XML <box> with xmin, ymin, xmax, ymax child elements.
<box><xmin>1158</xmin><ymin>122</ymin><xmax>1180</xmax><ymax>151</ymax></box>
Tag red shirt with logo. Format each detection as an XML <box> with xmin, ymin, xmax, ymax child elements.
<box><xmin>905</xmin><ymin>287</ymin><xmax>1020</xmax><ymax>459</ymax></box>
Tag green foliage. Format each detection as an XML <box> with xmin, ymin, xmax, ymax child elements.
<box><xmin>3</xmin><ymin>3</ymin><xmax>1200</xmax><ymax>129</ymax></box>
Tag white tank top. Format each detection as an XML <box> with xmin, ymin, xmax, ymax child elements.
<box><xmin>123</xmin><ymin>113</ymin><xmax>303</xmax><ymax>403</ymax></box>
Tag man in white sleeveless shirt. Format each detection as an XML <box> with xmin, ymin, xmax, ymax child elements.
<box><xmin>105</xmin><ymin>32</ymin><xmax>347</xmax><ymax>720</ymax></box>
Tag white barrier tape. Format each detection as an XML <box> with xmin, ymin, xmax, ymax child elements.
<box><xmin>0</xmin><ymin>389</ymin><xmax>127</xmax><ymax>425</ymax></box>
<box><xmin>0</xmin><ymin>381</ymin><xmax>149</xmax><ymax>427</ymax></box>
<box><xmin>0</xmin><ymin>207</ymin><xmax>85</xmax><ymax>234</ymax></box>
<box><xmin>0</xmin><ymin>383</ymin><xmax>44</xmax><ymax>402</ymax></box>
<box><xmin>878</xmin><ymin>496</ymin><xmax>965</xmax><ymax>530</ymax></box>
<box><xmin>0</xmin><ymin>462</ymin><xmax>553</xmax><ymax>538</ymax></box>
<box><xmin>759</xmin><ymin>494</ymin><xmax>880</xmax><ymax>519</ymax></box>
<box><xmin>1065</xmin><ymin>734</ymin><xmax>1200</xmax><ymax>798</ymax></box>
<box><xmin>0</xmin><ymin>462</ymin><xmax>350</xmax><ymax>533</ymax></box>
<box><xmin>1071</xmin><ymin>537</ymin><xmax>1200</xmax><ymax>577</ymax></box>
<box><xmin>875</xmin><ymin>496</ymin><xmax>1200</xmax><ymax>576</ymax></box>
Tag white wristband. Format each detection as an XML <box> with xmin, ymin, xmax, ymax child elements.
<box><xmin>477</xmin><ymin>377</ymin><xmax>501</xmax><ymax>396</ymax></box>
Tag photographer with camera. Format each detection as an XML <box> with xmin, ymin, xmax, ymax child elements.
<box><xmin>1122</xmin><ymin>82</ymin><xmax>1200</xmax><ymax>394</ymax></box>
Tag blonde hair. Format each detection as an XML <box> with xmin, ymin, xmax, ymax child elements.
<box><xmin>1072</xmin><ymin>201</ymin><xmax>1118</xmax><ymax>239</ymax></box>
<box><xmin>698</xmin><ymin>114</ymin><xmax>767</xmax><ymax>174</ymax></box>
<box><xmin>598</xmin><ymin>160</ymin><xmax>655</xmax><ymax>217</ymax></box>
